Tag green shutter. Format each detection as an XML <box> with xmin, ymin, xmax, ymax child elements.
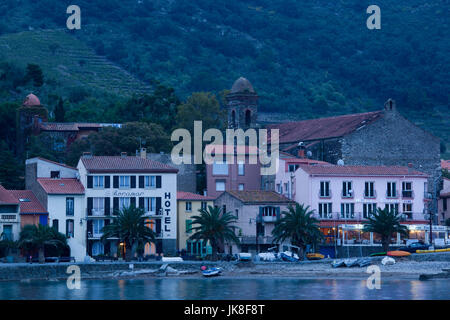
<box><xmin>186</xmin><ymin>219</ymin><xmax>192</xmax><ymax>233</ymax></box>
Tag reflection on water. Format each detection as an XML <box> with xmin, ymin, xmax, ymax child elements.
<box><xmin>0</xmin><ymin>278</ymin><xmax>448</xmax><ymax>300</ymax></box>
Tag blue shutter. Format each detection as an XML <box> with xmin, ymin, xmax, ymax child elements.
<box><xmin>39</xmin><ymin>215</ymin><xmax>48</xmax><ymax>226</ymax></box>
<box><xmin>258</xmin><ymin>207</ymin><xmax>263</xmax><ymax>222</ymax></box>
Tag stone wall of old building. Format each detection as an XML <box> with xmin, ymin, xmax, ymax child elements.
<box><xmin>341</xmin><ymin>105</ymin><xmax>441</xmax><ymax>215</ymax></box>
<box><xmin>146</xmin><ymin>153</ymin><xmax>197</xmax><ymax>193</ymax></box>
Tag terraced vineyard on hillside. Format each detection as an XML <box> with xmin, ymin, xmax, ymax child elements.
<box><xmin>0</xmin><ymin>29</ymin><xmax>151</xmax><ymax>96</ymax></box>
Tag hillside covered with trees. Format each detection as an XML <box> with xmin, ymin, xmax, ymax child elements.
<box><xmin>0</xmin><ymin>0</ymin><xmax>448</xmax><ymax>187</ymax></box>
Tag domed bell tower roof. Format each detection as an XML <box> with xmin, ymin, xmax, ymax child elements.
<box><xmin>230</xmin><ymin>77</ymin><xmax>255</xmax><ymax>94</ymax></box>
<box><xmin>22</xmin><ymin>93</ymin><xmax>41</xmax><ymax>107</ymax></box>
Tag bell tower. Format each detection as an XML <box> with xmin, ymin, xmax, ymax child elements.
<box><xmin>226</xmin><ymin>77</ymin><xmax>258</xmax><ymax>130</ymax></box>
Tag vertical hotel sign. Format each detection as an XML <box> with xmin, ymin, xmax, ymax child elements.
<box><xmin>163</xmin><ymin>192</ymin><xmax>174</xmax><ymax>238</ymax></box>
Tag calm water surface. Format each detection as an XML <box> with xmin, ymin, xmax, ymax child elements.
<box><xmin>0</xmin><ymin>278</ymin><xmax>448</xmax><ymax>300</ymax></box>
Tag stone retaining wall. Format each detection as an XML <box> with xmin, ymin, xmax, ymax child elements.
<box><xmin>0</xmin><ymin>261</ymin><xmax>217</xmax><ymax>281</ymax></box>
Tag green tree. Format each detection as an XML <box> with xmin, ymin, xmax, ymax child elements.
<box><xmin>54</xmin><ymin>97</ymin><xmax>65</xmax><ymax>122</ymax></box>
<box><xmin>114</xmin><ymin>84</ymin><xmax>180</xmax><ymax>131</ymax></box>
<box><xmin>101</xmin><ymin>206</ymin><xmax>156</xmax><ymax>261</ymax></box>
<box><xmin>25</xmin><ymin>64</ymin><xmax>44</xmax><ymax>87</ymax></box>
<box><xmin>0</xmin><ymin>238</ymin><xmax>18</xmax><ymax>258</ymax></box>
<box><xmin>363</xmin><ymin>207</ymin><xmax>409</xmax><ymax>252</ymax></box>
<box><xmin>0</xmin><ymin>102</ymin><xmax>20</xmax><ymax>150</ymax></box>
<box><xmin>0</xmin><ymin>141</ymin><xmax>23</xmax><ymax>189</ymax></box>
<box><xmin>271</xmin><ymin>203</ymin><xmax>323</xmax><ymax>260</ymax></box>
<box><xmin>175</xmin><ymin>92</ymin><xmax>226</xmax><ymax>134</ymax></box>
<box><xmin>18</xmin><ymin>224</ymin><xmax>67</xmax><ymax>263</ymax></box>
<box><xmin>189</xmin><ymin>205</ymin><xmax>240</xmax><ymax>261</ymax></box>
<box><xmin>66</xmin><ymin>122</ymin><xmax>171</xmax><ymax>166</ymax></box>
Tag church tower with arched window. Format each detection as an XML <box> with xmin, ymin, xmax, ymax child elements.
<box><xmin>226</xmin><ymin>77</ymin><xmax>258</xmax><ymax>129</ymax></box>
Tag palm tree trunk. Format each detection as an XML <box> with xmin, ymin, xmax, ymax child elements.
<box><xmin>209</xmin><ymin>238</ymin><xmax>218</xmax><ymax>261</ymax></box>
<box><xmin>38</xmin><ymin>247</ymin><xmax>45</xmax><ymax>264</ymax></box>
<box><xmin>298</xmin><ymin>246</ymin><xmax>305</xmax><ymax>261</ymax></box>
<box><xmin>125</xmin><ymin>242</ymin><xmax>133</xmax><ymax>262</ymax></box>
<box><xmin>382</xmin><ymin>236</ymin><xmax>390</xmax><ymax>252</ymax></box>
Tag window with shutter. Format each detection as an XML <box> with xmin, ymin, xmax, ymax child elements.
<box><xmin>156</xmin><ymin>176</ymin><xmax>162</xmax><ymax>188</ymax></box>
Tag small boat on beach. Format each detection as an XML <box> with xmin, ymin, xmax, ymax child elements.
<box><xmin>331</xmin><ymin>260</ymin><xmax>346</xmax><ymax>268</ymax></box>
<box><xmin>370</xmin><ymin>252</ymin><xmax>387</xmax><ymax>257</ymax></box>
<box><xmin>202</xmin><ymin>267</ymin><xmax>222</xmax><ymax>277</ymax></box>
<box><xmin>280</xmin><ymin>251</ymin><xmax>300</xmax><ymax>262</ymax></box>
<box><xmin>238</xmin><ymin>253</ymin><xmax>252</xmax><ymax>261</ymax></box>
<box><xmin>416</xmin><ymin>248</ymin><xmax>450</xmax><ymax>254</ymax></box>
<box><xmin>344</xmin><ymin>258</ymin><xmax>359</xmax><ymax>267</ymax></box>
<box><xmin>306</xmin><ymin>253</ymin><xmax>324</xmax><ymax>260</ymax></box>
<box><xmin>387</xmin><ymin>251</ymin><xmax>411</xmax><ymax>257</ymax></box>
<box><xmin>356</xmin><ymin>258</ymin><xmax>372</xmax><ymax>267</ymax></box>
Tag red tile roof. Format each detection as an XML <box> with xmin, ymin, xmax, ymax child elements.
<box><xmin>442</xmin><ymin>159</ymin><xmax>450</xmax><ymax>170</ymax></box>
<box><xmin>267</xmin><ymin>111</ymin><xmax>383</xmax><ymax>144</ymax></box>
<box><xmin>38</xmin><ymin>178</ymin><xmax>85</xmax><ymax>194</ymax></box>
<box><xmin>81</xmin><ymin>156</ymin><xmax>178</xmax><ymax>173</ymax></box>
<box><xmin>177</xmin><ymin>191</ymin><xmax>215</xmax><ymax>201</ymax></box>
<box><xmin>0</xmin><ymin>185</ymin><xmax>19</xmax><ymax>205</ymax></box>
<box><xmin>225</xmin><ymin>190</ymin><xmax>295</xmax><ymax>204</ymax></box>
<box><xmin>298</xmin><ymin>165</ymin><xmax>428</xmax><ymax>177</ymax></box>
<box><xmin>9</xmin><ymin>190</ymin><xmax>47</xmax><ymax>214</ymax></box>
<box><xmin>285</xmin><ymin>158</ymin><xmax>330</xmax><ymax>165</ymax></box>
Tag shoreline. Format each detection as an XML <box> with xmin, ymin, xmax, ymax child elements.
<box><xmin>1</xmin><ymin>252</ymin><xmax>448</xmax><ymax>283</ymax></box>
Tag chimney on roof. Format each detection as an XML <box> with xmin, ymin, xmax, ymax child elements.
<box><xmin>121</xmin><ymin>152</ymin><xmax>127</xmax><ymax>158</ymax></box>
<box><xmin>297</xmin><ymin>142</ymin><xmax>306</xmax><ymax>158</ymax></box>
<box><xmin>82</xmin><ymin>152</ymin><xmax>92</xmax><ymax>159</ymax></box>
<box><xmin>408</xmin><ymin>163</ymin><xmax>413</xmax><ymax>173</ymax></box>
<box><xmin>140</xmin><ymin>148</ymin><xmax>147</xmax><ymax>159</ymax></box>
<box><xmin>384</xmin><ymin>98</ymin><xmax>396</xmax><ymax>111</ymax></box>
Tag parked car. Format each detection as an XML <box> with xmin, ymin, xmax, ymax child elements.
<box><xmin>397</xmin><ymin>241</ymin><xmax>430</xmax><ymax>253</ymax></box>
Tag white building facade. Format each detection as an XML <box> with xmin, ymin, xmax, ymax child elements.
<box><xmin>77</xmin><ymin>154</ymin><xmax>178</xmax><ymax>257</ymax></box>
<box><xmin>25</xmin><ymin>158</ymin><xmax>87</xmax><ymax>261</ymax></box>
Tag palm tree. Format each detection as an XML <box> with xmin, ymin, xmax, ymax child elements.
<box><xmin>272</xmin><ymin>203</ymin><xmax>323</xmax><ymax>260</ymax></box>
<box><xmin>0</xmin><ymin>233</ymin><xmax>18</xmax><ymax>260</ymax></box>
<box><xmin>101</xmin><ymin>206</ymin><xmax>156</xmax><ymax>261</ymax></box>
<box><xmin>363</xmin><ymin>207</ymin><xmax>408</xmax><ymax>252</ymax></box>
<box><xmin>189</xmin><ymin>205</ymin><xmax>240</xmax><ymax>261</ymax></box>
<box><xmin>18</xmin><ymin>224</ymin><xmax>67</xmax><ymax>263</ymax></box>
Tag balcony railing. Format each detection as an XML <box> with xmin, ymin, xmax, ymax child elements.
<box><xmin>262</xmin><ymin>215</ymin><xmax>278</xmax><ymax>223</ymax></box>
<box><xmin>341</xmin><ymin>190</ymin><xmax>354</xmax><ymax>199</ymax></box>
<box><xmin>89</xmin><ymin>232</ymin><xmax>103</xmax><ymax>239</ymax></box>
<box><xmin>386</xmin><ymin>190</ymin><xmax>399</xmax><ymax>198</ymax></box>
<box><xmin>314</xmin><ymin>212</ymin><xmax>422</xmax><ymax>221</ymax></box>
<box><xmin>402</xmin><ymin>190</ymin><xmax>414</xmax><ymax>198</ymax></box>
<box><xmin>0</xmin><ymin>214</ymin><xmax>18</xmax><ymax>222</ymax></box>
<box><xmin>363</xmin><ymin>190</ymin><xmax>377</xmax><ymax>199</ymax></box>
<box><xmin>239</xmin><ymin>235</ymin><xmax>274</xmax><ymax>245</ymax></box>
<box><xmin>318</xmin><ymin>190</ymin><xmax>332</xmax><ymax>198</ymax></box>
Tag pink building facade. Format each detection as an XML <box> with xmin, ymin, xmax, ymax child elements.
<box><xmin>275</xmin><ymin>163</ymin><xmax>449</xmax><ymax>246</ymax></box>
<box><xmin>206</xmin><ymin>146</ymin><xmax>262</xmax><ymax>198</ymax></box>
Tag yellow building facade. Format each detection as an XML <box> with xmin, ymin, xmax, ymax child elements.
<box><xmin>177</xmin><ymin>192</ymin><xmax>214</xmax><ymax>257</ymax></box>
